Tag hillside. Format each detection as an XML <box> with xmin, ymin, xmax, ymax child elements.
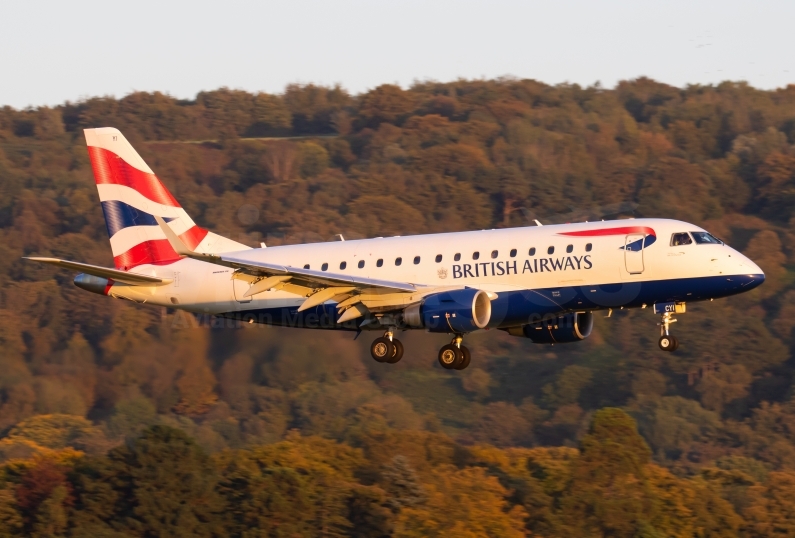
<box><xmin>0</xmin><ymin>78</ymin><xmax>794</xmax><ymax>535</ymax></box>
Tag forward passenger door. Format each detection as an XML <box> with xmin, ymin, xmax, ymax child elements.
<box><xmin>624</xmin><ymin>234</ymin><xmax>645</xmax><ymax>274</ymax></box>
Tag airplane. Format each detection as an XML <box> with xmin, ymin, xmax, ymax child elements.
<box><xmin>26</xmin><ymin>128</ymin><xmax>765</xmax><ymax>370</ymax></box>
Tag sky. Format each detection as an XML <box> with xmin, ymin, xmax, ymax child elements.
<box><xmin>2</xmin><ymin>0</ymin><xmax>793</xmax><ymax>109</ymax></box>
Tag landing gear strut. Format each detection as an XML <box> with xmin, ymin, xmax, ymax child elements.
<box><xmin>438</xmin><ymin>335</ymin><xmax>471</xmax><ymax>370</ymax></box>
<box><xmin>658</xmin><ymin>312</ymin><xmax>679</xmax><ymax>352</ymax></box>
<box><xmin>370</xmin><ymin>329</ymin><xmax>404</xmax><ymax>364</ymax></box>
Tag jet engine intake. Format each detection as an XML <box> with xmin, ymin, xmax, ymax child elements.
<box><xmin>508</xmin><ymin>312</ymin><xmax>594</xmax><ymax>344</ymax></box>
<box><xmin>403</xmin><ymin>288</ymin><xmax>492</xmax><ymax>333</ymax></box>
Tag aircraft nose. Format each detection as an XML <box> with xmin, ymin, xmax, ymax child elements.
<box><xmin>744</xmin><ymin>256</ymin><xmax>765</xmax><ymax>279</ymax></box>
<box><xmin>734</xmin><ymin>248</ymin><xmax>765</xmax><ymax>288</ymax></box>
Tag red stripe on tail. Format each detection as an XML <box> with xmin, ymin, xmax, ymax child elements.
<box><xmin>87</xmin><ymin>146</ymin><xmax>181</xmax><ymax>207</ymax></box>
<box><xmin>112</xmin><ymin>227</ymin><xmax>209</xmax><ymax>270</ymax></box>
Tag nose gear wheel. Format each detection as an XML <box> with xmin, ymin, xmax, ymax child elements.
<box><xmin>658</xmin><ymin>312</ymin><xmax>680</xmax><ymax>352</ymax></box>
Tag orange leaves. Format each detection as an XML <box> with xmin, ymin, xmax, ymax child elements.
<box><xmin>394</xmin><ymin>465</ymin><xmax>527</xmax><ymax>538</ymax></box>
<box><xmin>358</xmin><ymin>84</ymin><xmax>417</xmax><ymax>127</ymax></box>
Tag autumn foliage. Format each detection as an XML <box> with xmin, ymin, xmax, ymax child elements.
<box><xmin>0</xmin><ymin>77</ymin><xmax>795</xmax><ymax>534</ymax></box>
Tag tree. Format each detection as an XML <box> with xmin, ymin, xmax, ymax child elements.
<box><xmin>394</xmin><ymin>465</ymin><xmax>527</xmax><ymax>537</ymax></box>
<box><xmin>5</xmin><ymin>414</ymin><xmax>106</xmax><ymax>453</ymax></box>
<box><xmin>381</xmin><ymin>455</ymin><xmax>426</xmax><ymax>512</ymax></box>
<box><xmin>358</xmin><ymin>85</ymin><xmax>416</xmax><ymax>127</ymax></box>
<box><xmin>73</xmin><ymin>426</ymin><xmax>226</xmax><ymax>536</ymax></box>
<box><xmin>560</xmin><ymin>408</ymin><xmax>654</xmax><ymax>537</ymax></box>
<box><xmin>743</xmin><ymin>471</ymin><xmax>795</xmax><ymax>537</ymax></box>
<box><xmin>15</xmin><ymin>459</ymin><xmax>73</xmax><ymax>536</ymax></box>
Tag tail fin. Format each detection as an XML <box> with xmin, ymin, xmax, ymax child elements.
<box><xmin>84</xmin><ymin>128</ymin><xmax>249</xmax><ymax>270</ymax></box>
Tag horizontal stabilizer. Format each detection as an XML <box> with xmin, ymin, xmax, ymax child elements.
<box><xmin>24</xmin><ymin>257</ymin><xmax>172</xmax><ymax>286</ymax></box>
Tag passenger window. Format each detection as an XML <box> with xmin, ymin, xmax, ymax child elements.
<box><xmin>691</xmin><ymin>231</ymin><xmax>722</xmax><ymax>244</ymax></box>
<box><xmin>321</xmin><ymin>262</ymin><xmax>328</xmax><ymax>271</ymax></box>
<box><xmin>529</xmin><ymin>247</ymin><xmax>536</xmax><ymax>256</ymax></box>
<box><xmin>413</xmin><ymin>256</ymin><xmax>421</xmax><ymax>264</ymax></box>
<box><xmin>358</xmin><ymin>260</ymin><xmax>365</xmax><ymax>268</ymax></box>
<box><xmin>548</xmin><ymin>246</ymin><xmax>555</xmax><ymax>255</ymax></box>
<box><xmin>435</xmin><ymin>254</ymin><xmax>442</xmax><ymax>263</ymax></box>
<box><xmin>670</xmin><ymin>233</ymin><xmax>693</xmax><ymax>246</ymax></box>
<box><xmin>566</xmin><ymin>245</ymin><xmax>573</xmax><ymax>253</ymax></box>
<box><xmin>454</xmin><ymin>253</ymin><xmax>461</xmax><ymax>261</ymax></box>
<box><xmin>340</xmin><ymin>261</ymin><xmax>347</xmax><ymax>270</ymax></box>
<box><xmin>585</xmin><ymin>243</ymin><xmax>592</xmax><ymax>252</ymax></box>
<box><xmin>304</xmin><ymin>264</ymin><xmax>310</xmax><ymax>269</ymax></box>
<box><xmin>473</xmin><ymin>251</ymin><xmax>480</xmax><ymax>260</ymax></box>
<box><xmin>510</xmin><ymin>249</ymin><xmax>517</xmax><ymax>257</ymax></box>
<box><xmin>376</xmin><ymin>259</ymin><xmax>383</xmax><ymax>267</ymax></box>
<box><xmin>395</xmin><ymin>257</ymin><xmax>402</xmax><ymax>266</ymax></box>
<box><xmin>491</xmin><ymin>250</ymin><xmax>498</xmax><ymax>259</ymax></box>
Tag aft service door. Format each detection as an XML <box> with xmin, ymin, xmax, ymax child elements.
<box><xmin>624</xmin><ymin>234</ymin><xmax>645</xmax><ymax>274</ymax></box>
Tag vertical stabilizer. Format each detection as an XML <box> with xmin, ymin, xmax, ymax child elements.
<box><xmin>84</xmin><ymin>128</ymin><xmax>249</xmax><ymax>270</ymax></box>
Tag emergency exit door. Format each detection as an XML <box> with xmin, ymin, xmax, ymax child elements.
<box><xmin>624</xmin><ymin>234</ymin><xmax>645</xmax><ymax>274</ymax></box>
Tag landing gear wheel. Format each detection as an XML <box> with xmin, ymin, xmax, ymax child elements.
<box><xmin>438</xmin><ymin>344</ymin><xmax>462</xmax><ymax>369</ymax></box>
<box><xmin>371</xmin><ymin>337</ymin><xmax>394</xmax><ymax>362</ymax></box>
<box><xmin>658</xmin><ymin>335</ymin><xmax>677</xmax><ymax>352</ymax></box>
<box><xmin>388</xmin><ymin>339</ymin><xmax>404</xmax><ymax>363</ymax></box>
<box><xmin>455</xmin><ymin>346</ymin><xmax>471</xmax><ymax>370</ymax></box>
<box><xmin>670</xmin><ymin>336</ymin><xmax>679</xmax><ymax>351</ymax></box>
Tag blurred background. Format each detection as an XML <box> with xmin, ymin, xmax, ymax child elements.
<box><xmin>1</xmin><ymin>1</ymin><xmax>795</xmax><ymax>536</ymax></box>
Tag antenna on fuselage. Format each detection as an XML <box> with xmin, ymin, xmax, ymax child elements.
<box><xmin>533</xmin><ymin>219</ymin><xmax>543</xmax><ymax>226</ymax></box>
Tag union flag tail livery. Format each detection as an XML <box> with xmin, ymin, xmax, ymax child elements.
<box><xmin>85</xmin><ymin>128</ymin><xmax>248</xmax><ymax>270</ymax></box>
<box><xmin>26</xmin><ymin>127</ymin><xmax>766</xmax><ymax>369</ymax></box>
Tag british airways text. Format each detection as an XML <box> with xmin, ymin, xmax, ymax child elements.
<box><xmin>452</xmin><ymin>255</ymin><xmax>593</xmax><ymax>279</ymax></box>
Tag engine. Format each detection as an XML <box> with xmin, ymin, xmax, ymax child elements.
<box><xmin>74</xmin><ymin>273</ymin><xmax>109</xmax><ymax>295</ymax></box>
<box><xmin>403</xmin><ymin>288</ymin><xmax>492</xmax><ymax>333</ymax></box>
<box><xmin>506</xmin><ymin>312</ymin><xmax>594</xmax><ymax>344</ymax></box>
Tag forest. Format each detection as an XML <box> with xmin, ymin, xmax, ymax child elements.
<box><xmin>0</xmin><ymin>77</ymin><xmax>794</xmax><ymax>536</ymax></box>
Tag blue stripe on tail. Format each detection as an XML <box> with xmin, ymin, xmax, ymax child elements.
<box><xmin>100</xmin><ymin>200</ymin><xmax>175</xmax><ymax>238</ymax></box>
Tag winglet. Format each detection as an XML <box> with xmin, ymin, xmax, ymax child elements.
<box><xmin>154</xmin><ymin>215</ymin><xmax>194</xmax><ymax>256</ymax></box>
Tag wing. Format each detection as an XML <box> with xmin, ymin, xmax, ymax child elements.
<box><xmin>153</xmin><ymin>216</ymin><xmax>426</xmax><ymax>322</ymax></box>
<box><xmin>24</xmin><ymin>257</ymin><xmax>172</xmax><ymax>286</ymax></box>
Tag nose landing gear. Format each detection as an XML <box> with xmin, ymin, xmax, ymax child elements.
<box><xmin>370</xmin><ymin>329</ymin><xmax>404</xmax><ymax>364</ymax></box>
<box><xmin>438</xmin><ymin>335</ymin><xmax>471</xmax><ymax>370</ymax></box>
<box><xmin>658</xmin><ymin>311</ymin><xmax>679</xmax><ymax>352</ymax></box>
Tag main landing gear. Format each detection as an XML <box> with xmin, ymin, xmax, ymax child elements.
<box><xmin>369</xmin><ymin>331</ymin><xmax>472</xmax><ymax>370</ymax></box>
<box><xmin>658</xmin><ymin>311</ymin><xmax>679</xmax><ymax>352</ymax></box>
<box><xmin>438</xmin><ymin>335</ymin><xmax>471</xmax><ymax>370</ymax></box>
<box><xmin>370</xmin><ymin>329</ymin><xmax>404</xmax><ymax>364</ymax></box>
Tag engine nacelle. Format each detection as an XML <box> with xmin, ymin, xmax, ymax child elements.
<box><xmin>74</xmin><ymin>273</ymin><xmax>109</xmax><ymax>295</ymax></box>
<box><xmin>507</xmin><ymin>312</ymin><xmax>594</xmax><ymax>344</ymax></box>
<box><xmin>403</xmin><ymin>288</ymin><xmax>492</xmax><ymax>333</ymax></box>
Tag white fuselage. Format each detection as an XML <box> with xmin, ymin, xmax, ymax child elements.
<box><xmin>105</xmin><ymin>218</ymin><xmax>764</xmax><ymax>331</ymax></box>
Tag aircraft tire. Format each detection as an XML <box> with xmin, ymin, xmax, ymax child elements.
<box><xmin>455</xmin><ymin>346</ymin><xmax>471</xmax><ymax>370</ymax></box>
<box><xmin>371</xmin><ymin>337</ymin><xmax>394</xmax><ymax>362</ymax></box>
<box><xmin>438</xmin><ymin>344</ymin><xmax>462</xmax><ymax>369</ymax></box>
<box><xmin>670</xmin><ymin>336</ymin><xmax>679</xmax><ymax>351</ymax></box>
<box><xmin>388</xmin><ymin>339</ymin><xmax>404</xmax><ymax>363</ymax></box>
<box><xmin>658</xmin><ymin>335</ymin><xmax>676</xmax><ymax>352</ymax></box>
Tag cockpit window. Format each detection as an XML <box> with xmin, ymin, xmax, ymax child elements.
<box><xmin>670</xmin><ymin>233</ymin><xmax>693</xmax><ymax>246</ymax></box>
<box><xmin>691</xmin><ymin>231</ymin><xmax>722</xmax><ymax>244</ymax></box>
